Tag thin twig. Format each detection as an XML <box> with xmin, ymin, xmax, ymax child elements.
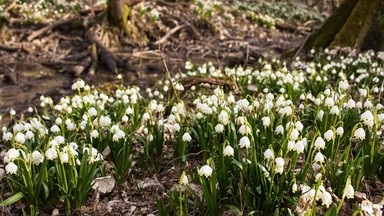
<box><xmin>154</xmin><ymin>24</ymin><xmax>186</xmax><ymax>45</ymax></box>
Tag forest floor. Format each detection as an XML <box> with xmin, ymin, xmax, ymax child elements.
<box><xmin>0</xmin><ymin>1</ymin><xmax>332</xmax><ymax>215</ymax></box>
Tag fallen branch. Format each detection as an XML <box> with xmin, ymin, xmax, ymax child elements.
<box><xmin>0</xmin><ymin>44</ymin><xmax>19</xmax><ymax>52</ymax></box>
<box><xmin>0</xmin><ymin>44</ymin><xmax>29</xmax><ymax>53</ymax></box>
<box><xmin>27</xmin><ymin>16</ymin><xmax>80</xmax><ymax>41</ymax></box>
<box><xmin>182</xmin><ymin>76</ymin><xmax>237</xmax><ymax>90</ymax></box>
<box><xmin>4</xmin><ymin>0</ymin><xmax>17</xmax><ymax>14</ymax></box>
<box><xmin>153</xmin><ymin>24</ymin><xmax>186</xmax><ymax>45</ymax></box>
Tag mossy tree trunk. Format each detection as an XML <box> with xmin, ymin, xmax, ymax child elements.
<box><xmin>107</xmin><ymin>0</ymin><xmax>130</xmax><ymax>34</ymax></box>
<box><xmin>303</xmin><ymin>0</ymin><xmax>384</xmax><ymax>52</ymax></box>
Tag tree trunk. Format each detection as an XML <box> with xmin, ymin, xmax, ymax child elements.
<box><xmin>303</xmin><ymin>0</ymin><xmax>384</xmax><ymax>52</ymax></box>
<box><xmin>107</xmin><ymin>0</ymin><xmax>125</xmax><ymax>26</ymax></box>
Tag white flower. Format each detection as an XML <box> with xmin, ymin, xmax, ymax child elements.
<box><xmin>238</xmin><ymin>125</ymin><xmax>251</xmax><ymax>135</ymax></box>
<box><xmin>289</xmin><ymin>128</ymin><xmax>299</xmax><ymax>141</ymax></box>
<box><xmin>364</xmin><ymin>100</ymin><xmax>373</xmax><ymax>108</ymax></box>
<box><xmin>321</xmin><ymin>191</ymin><xmax>332</xmax><ymax>208</ymax></box>
<box><xmin>54</xmin><ymin>136</ymin><xmax>65</xmax><ymax>145</ymax></box>
<box><xmin>182</xmin><ymin>132</ymin><xmax>192</xmax><ymax>142</ymax></box>
<box><xmin>31</xmin><ymin>151</ymin><xmax>44</xmax><ymax>165</ymax></box>
<box><xmin>275</xmin><ymin>125</ymin><xmax>284</xmax><ymax>134</ymax></box>
<box><xmin>294</xmin><ymin>141</ymin><xmax>305</xmax><ymax>154</ymax></box>
<box><xmin>60</xmin><ymin>152</ymin><xmax>69</xmax><ymax>164</ymax></box>
<box><xmin>121</xmin><ymin>115</ymin><xmax>129</xmax><ymax>122</ymax></box>
<box><xmin>314</xmin><ymin>137</ymin><xmax>325</xmax><ymax>150</ymax></box>
<box><xmin>330</xmin><ymin>106</ymin><xmax>340</xmax><ymax>115</ymax></box>
<box><xmin>99</xmin><ymin>115</ymin><xmax>111</xmax><ymax>127</ymax></box>
<box><xmin>45</xmin><ymin>148</ymin><xmax>58</xmax><ymax>160</ymax></box>
<box><xmin>354</xmin><ymin>128</ymin><xmax>366</xmax><ymax>140</ymax></box>
<box><xmin>239</xmin><ymin>136</ymin><xmax>251</xmax><ymax>149</ymax></box>
<box><xmin>361</xmin><ymin>110</ymin><xmax>374</xmax><ymax>127</ymax></box>
<box><xmin>361</xmin><ymin>200</ymin><xmax>383</xmax><ymax>216</ymax></box>
<box><xmin>9</xmin><ymin>109</ymin><xmax>16</xmax><ymax>116</ymax></box>
<box><xmin>292</xmin><ymin>183</ymin><xmax>298</xmax><ymax>193</ymax></box>
<box><xmin>198</xmin><ymin>165</ymin><xmax>213</xmax><ymax>178</ymax></box>
<box><xmin>215</xmin><ymin>123</ymin><xmax>224</xmax><ymax>133</ymax></box>
<box><xmin>344</xmin><ymin>184</ymin><xmax>354</xmax><ymax>199</ymax></box>
<box><xmin>66</xmin><ymin>122</ymin><xmax>76</xmax><ymax>131</ymax></box>
<box><xmin>359</xmin><ymin>88</ymin><xmax>368</xmax><ymax>97</ymax></box>
<box><xmin>25</xmin><ymin>131</ymin><xmax>34</xmax><ymax>140</ymax></box>
<box><xmin>314</xmin><ymin>152</ymin><xmax>325</xmax><ymax>163</ymax></box>
<box><xmin>147</xmin><ymin>134</ymin><xmax>154</xmax><ymax>142</ymax></box>
<box><xmin>316</xmin><ymin>173</ymin><xmax>323</xmax><ymax>182</ymax></box>
<box><xmin>262</xmin><ymin>116</ymin><xmax>271</xmax><ymax>127</ymax></box>
<box><xmin>142</xmin><ymin>113</ymin><xmax>151</xmax><ymax>122</ymax></box>
<box><xmin>338</xmin><ymin>80</ymin><xmax>349</xmax><ymax>90</ymax></box>
<box><xmin>6</xmin><ymin>148</ymin><xmax>20</xmax><ymax>161</ymax></box>
<box><xmin>218</xmin><ymin>110</ymin><xmax>229</xmax><ymax>125</ymax></box>
<box><xmin>346</xmin><ymin>99</ymin><xmax>356</xmax><ymax>109</ymax></box>
<box><xmin>288</xmin><ymin>141</ymin><xmax>295</xmax><ymax>151</ymax></box>
<box><xmin>88</xmin><ymin>107</ymin><xmax>97</xmax><ymax>116</ymax></box>
<box><xmin>5</xmin><ymin>162</ymin><xmax>18</xmax><ymax>174</ymax></box>
<box><xmin>318</xmin><ymin>110</ymin><xmax>325</xmax><ymax>120</ymax></box>
<box><xmin>115</xmin><ymin>130</ymin><xmax>125</xmax><ymax>140</ymax></box>
<box><xmin>14</xmin><ymin>132</ymin><xmax>25</xmax><ymax>144</ymax></box>
<box><xmin>173</xmin><ymin>123</ymin><xmax>181</xmax><ymax>132</ymax></box>
<box><xmin>196</xmin><ymin>112</ymin><xmax>203</xmax><ymax>119</ymax></box>
<box><xmin>295</xmin><ymin>121</ymin><xmax>304</xmax><ymax>131</ymax></box>
<box><xmin>324</xmin><ymin>130</ymin><xmax>334</xmax><ymax>141</ymax></box>
<box><xmin>125</xmin><ymin>107</ymin><xmax>133</xmax><ymax>115</ymax></box>
<box><xmin>264</xmin><ymin>149</ymin><xmax>274</xmax><ymax>160</ymax></box>
<box><xmin>91</xmin><ymin>130</ymin><xmax>99</xmax><ymax>138</ymax></box>
<box><xmin>227</xmin><ymin>94</ymin><xmax>235</xmax><ymax>104</ymax></box>
<box><xmin>324</xmin><ymin>98</ymin><xmax>334</xmax><ymax>107</ymax></box>
<box><xmin>378</xmin><ymin>114</ymin><xmax>384</xmax><ymax>122</ymax></box>
<box><xmin>71</xmin><ymin>79</ymin><xmax>85</xmax><ymax>90</ymax></box>
<box><xmin>237</xmin><ymin>99</ymin><xmax>250</xmax><ymax>108</ymax></box>
<box><xmin>180</xmin><ymin>174</ymin><xmax>189</xmax><ymax>185</ymax></box>
<box><xmin>356</xmin><ymin>102</ymin><xmax>363</xmax><ymax>109</ymax></box>
<box><xmin>336</xmin><ymin>127</ymin><xmax>344</xmax><ymax>136</ymax></box>
<box><xmin>274</xmin><ymin>157</ymin><xmax>284</xmax><ymax>174</ymax></box>
<box><xmin>223</xmin><ymin>145</ymin><xmax>234</xmax><ymax>157</ymax></box>
<box><xmin>235</xmin><ymin>116</ymin><xmax>246</xmax><ymax>125</ymax></box>
<box><xmin>50</xmin><ymin>125</ymin><xmax>60</xmax><ymax>133</ymax></box>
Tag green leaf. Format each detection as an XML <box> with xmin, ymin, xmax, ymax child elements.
<box><xmin>0</xmin><ymin>192</ymin><xmax>24</xmax><ymax>206</ymax></box>
<box><xmin>223</xmin><ymin>205</ymin><xmax>242</xmax><ymax>215</ymax></box>
<box><xmin>325</xmin><ymin>204</ymin><xmax>337</xmax><ymax>216</ymax></box>
<box><xmin>231</xmin><ymin>159</ymin><xmax>243</xmax><ymax>171</ymax></box>
<box><xmin>42</xmin><ymin>182</ymin><xmax>49</xmax><ymax>199</ymax></box>
<box><xmin>273</xmin><ymin>208</ymin><xmax>280</xmax><ymax>216</ymax></box>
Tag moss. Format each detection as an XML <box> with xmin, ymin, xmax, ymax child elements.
<box><xmin>303</xmin><ymin>0</ymin><xmax>384</xmax><ymax>52</ymax></box>
<box><xmin>360</xmin><ymin>0</ymin><xmax>384</xmax><ymax>50</ymax></box>
<box><xmin>330</xmin><ymin>0</ymin><xmax>371</xmax><ymax>48</ymax></box>
<box><xmin>303</xmin><ymin>0</ymin><xmax>359</xmax><ymax>52</ymax></box>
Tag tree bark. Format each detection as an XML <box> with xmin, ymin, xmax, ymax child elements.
<box><xmin>303</xmin><ymin>0</ymin><xmax>384</xmax><ymax>52</ymax></box>
<box><xmin>107</xmin><ymin>0</ymin><xmax>125</xmax><ymax>26</ymax></box>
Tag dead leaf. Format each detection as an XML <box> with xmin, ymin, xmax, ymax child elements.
<box><xmin>137</xmin><ymin>178</ymin><xmax>164</xmax><ymax>190</ymax></box>
<box><xmin>0</xmin><ymin>168</ymin><xmax>5</xmax><ymax>181</ymax></box>
<box><xmin>354</xmin><ymin>191</ymin><xmax>367</xmax><ymax>199</ymax></box>
<box><xmin>51</xmin><ymin>208</ymin><xmax>59</xmax><ymax>216</ymax></box>
<box><xmin>92</xmin><ymin>176</ymin><xmax>115</xmax><ymax>194</ymax></box>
